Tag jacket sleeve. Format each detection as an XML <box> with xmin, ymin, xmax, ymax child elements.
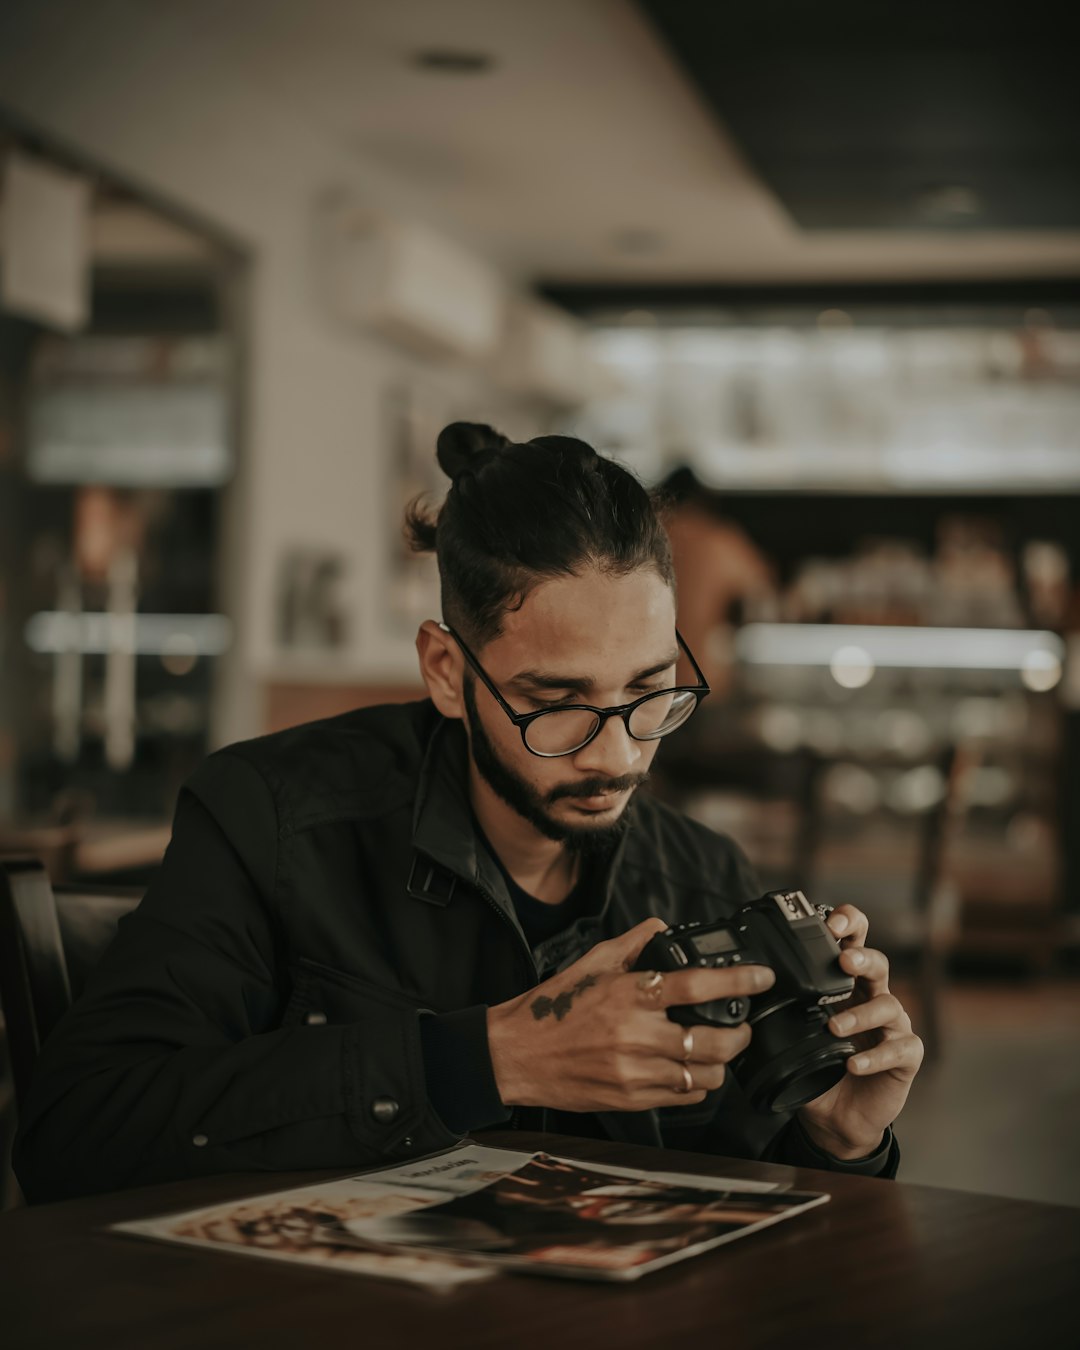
<box><xmin>762</xmin><ymin>1116</ymin><xmax>900</xmax><ymax>1178</ymax></box>
<box><xmin>13</xmin><ymin>751</ymin><xmax>459</xmax><ymax>1203</ymax></box>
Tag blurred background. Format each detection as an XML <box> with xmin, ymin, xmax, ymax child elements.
<box><xmin>1</xmin><ymin>0</ymin><xmax>1078</xmax><ymax>1208</ymax></box>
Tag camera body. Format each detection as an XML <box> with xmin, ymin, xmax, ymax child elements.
<box><xmin>634</xmin><ymin>889</ymin><xmax>857</xmax><ymax>1113</ymax></box>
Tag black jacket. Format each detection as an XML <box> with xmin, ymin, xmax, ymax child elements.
<box><xmin>15</xmin><ymin>701</ymin><xmax>896</xmax><ymax>1202</ymax></box>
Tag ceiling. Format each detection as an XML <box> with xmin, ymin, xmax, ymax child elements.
<box><xmin>3</xmin><ymin>0</ymin><xmax>1080</xmax><ymax>287</ymax></box>
<box><xmin>638</xmin><ymin>0</ymin><xmax>1080</xmax><ymax>231</ymax></box>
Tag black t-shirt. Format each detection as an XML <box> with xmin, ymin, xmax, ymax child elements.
<box><xmin>487</xmin><ymin>849</ymin><xmax>590</xmax><ymax>953</ymax></box>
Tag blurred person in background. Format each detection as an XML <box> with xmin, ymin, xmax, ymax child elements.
<box><xmin>661</xmin><ymin>468</ymin><xmax>773</xmax><ymax>697</ymax></box>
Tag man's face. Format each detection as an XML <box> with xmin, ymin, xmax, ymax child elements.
<box><xmin>459</xmin><ymin>565</ymin><xmax>678</xmax><ymax>851</ymax></box>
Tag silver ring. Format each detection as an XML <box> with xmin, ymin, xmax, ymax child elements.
<box><xmin>681</xmin><ymin>1028</ymin><xmax>694</xmax><ymax>1062</ymax></box>
<box><xmin>679</xmin><ymin>1065</ymin><xmax>694</xmax><ymax>1093</ymax></box>
<box><xmin>637</xmin><ymin>970</ymin><xmax>664</xmax><ymax>993</ymax></box>
<box><xmin>815</xmin><ymin>904</ymin><xmax>834</xmax><ymax>922</ymax></box>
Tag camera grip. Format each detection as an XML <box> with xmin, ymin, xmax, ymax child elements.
<box><xmin>665</xmin><ymin>996</ymin><xmax>751</xmax><ymax>1028</ymax></box>
<box><xmin>634</xmin><ymin>932</ymin><xmax>752</xmax><ymax>1027</ymax></box>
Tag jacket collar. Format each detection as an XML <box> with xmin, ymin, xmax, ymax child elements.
<box><xmin>410</xmin><ymin>716</ymin><xmax>516</xmax><ymax>916</ymax></box>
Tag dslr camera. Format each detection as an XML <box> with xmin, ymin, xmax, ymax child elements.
<box><xmin>634</xmin><ymin>889</ymin><xmax>856</xmax><ymax>1113</ymax></box>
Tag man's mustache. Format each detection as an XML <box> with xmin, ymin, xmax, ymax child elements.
<box><xmin>545</xmin><ymin>772</ymin><xmax>650</xmax><ymax>804</ymax></box>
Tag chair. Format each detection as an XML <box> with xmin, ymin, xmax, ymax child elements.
<box><xmin>0</xmin><ymin>857</ymin><xmax>143</xmax><ymax>1110</ymax></box>
<box><xmin>811</xmin><ymin>746</ymin><xmax>965</xmax><ymax>1063</ymax></box>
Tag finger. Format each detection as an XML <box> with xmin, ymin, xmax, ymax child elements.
<box><xmin>846</xmin><ymin>1032</ymin><xmax>924</xmax><ymax>1079</ymax></box>
<box><xmin>827</xmin><ymin>904</ymin><xmax>869</xmax><ymax>947</ymax></box>
<box><xmin>593</xmin><ymin>917</ymin><xmax>670</xmax><ymax>972</ymax></box>
<box><xmin>829</xmin><ymin>992</ymin><xmax>908</xmax><ymax>1040</ymax></box>
<box><xmin>653</xmin><ymin>1088</ymin><xmax>709</xmax><ymax>1109</ymax></box>
<box><xmin>639</xmin><ymin>1058</ymin><xmax>728</xmax><ymax>1096</ymax></box>
<box><xmin>660</xmin><ymin>1020</ymin><xmax>753</xmax><ymax>1064</ymax></box>
<box><xmin>650</xmin><ymin>963</ymin><xmax>776</xmax><ymax>1011</ymax></box>
<box><xmin>839</xmin><ymin>944</ymin><xmax>890</xmax><ymax>995</ymax></box>
<box><xmin>568</xmin><ymin>919</ymin><xmax>668</xmax><ymax>978</ymax></box>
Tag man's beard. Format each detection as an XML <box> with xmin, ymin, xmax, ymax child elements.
<box><xmin>462</xmin><ymin>675</ymin><xmax>648</xmax><ymax>858</ymax></box>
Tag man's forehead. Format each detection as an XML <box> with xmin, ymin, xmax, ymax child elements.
<box><xmin>485</xmin><ymin>569</ymin><xmax>677</xmax><ymax>681</ymax></box>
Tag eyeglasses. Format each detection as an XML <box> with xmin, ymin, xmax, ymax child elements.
<box><xmin>440</xmin><ymin>623</ymin><xmax>710</xmax><ymax>758</ymax></box>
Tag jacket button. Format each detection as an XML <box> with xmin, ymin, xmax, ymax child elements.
<box><xmin>304</xmin><ymin>1010</ymin><xmax>328</xmax><ymax>1025</ymax></box>
<box><xmin>192</xmin><ymin>1134</ymin><xmax>209</xmax><ymax>1147</ymax></box>
<box><xmin>371</xmin><ymin>1097</ymin><xmax>399</xmax><ymax>1124</ymax></box>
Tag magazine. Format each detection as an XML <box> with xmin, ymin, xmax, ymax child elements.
<box><xmin>112</xmin><ymin>1143</ymin><xmax>828</xmax><ymax>1288</ymax></box>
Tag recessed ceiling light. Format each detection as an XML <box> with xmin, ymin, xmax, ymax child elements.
<box><xmin>411</xmin><ymin>49</ymin><xmax>496</xmax><ymax>75</ymax></box>
<box><xmin>611</xmin><ymin>228</ymin><xmax>666</xmax><ymax>255</ymax></box>
<box><xmin>916</xmin><ymin>184</ymin><xmax>982</xmax><ymax>220</ymax></box>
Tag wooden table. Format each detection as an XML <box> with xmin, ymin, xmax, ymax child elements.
<box><xmin>2</xmin><ymin>1131</ymin><xmax>1077</xmax><ymax>1350</ymax></box>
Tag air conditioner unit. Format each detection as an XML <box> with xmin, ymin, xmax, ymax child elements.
<box><xmin>495</xmin><ymin>297</ymin><xmax>595</xmax><ymax>406</ymax></box>
<box><xmin>320</xmin><ymin>205</ymin><xmax>504</xmax><ymax>361</ymax></box>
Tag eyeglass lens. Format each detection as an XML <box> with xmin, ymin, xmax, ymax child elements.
<box><xmin>522</xmin><ymin>689</ymin><xmax>699</xmax><ymax>756</ymax></box>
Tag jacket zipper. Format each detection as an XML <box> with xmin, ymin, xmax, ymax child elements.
<box><xmin>470</xmin><ymin>876</ymin><xmax>540</xmax><ymax>1134</ymax></box>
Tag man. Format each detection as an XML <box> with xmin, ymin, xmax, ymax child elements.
<box><xmin>14</xmin><ymin>425</ymin><xmax>921</xmax><ymax>1202</ymax></box>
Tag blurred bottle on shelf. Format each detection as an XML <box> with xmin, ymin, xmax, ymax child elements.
<box><xmin>775</xmin><ymin>515</ymin><xmax>1030</xmax><ymax>631</ymax></box>
<box><xmin>1021</xmin><ymin>540</ymin><xmax>1070</xmax><ymax>629</ymax></box>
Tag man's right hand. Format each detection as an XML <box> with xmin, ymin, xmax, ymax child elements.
<box><xmin>486</xmin><ymin>917</ymin><xmax>775</xmax><ymax>1113</ymax></box>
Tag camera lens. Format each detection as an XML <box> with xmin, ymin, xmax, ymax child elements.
<box><xmin>733</xmin><ymin>1001</ymin><xmax>856</xmax><ymax>1113</ymax></box>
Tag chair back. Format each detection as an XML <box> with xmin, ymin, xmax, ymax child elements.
<box><xmin>0</xmin><ymin>857</ymin><xmax>142</xmax><ymax>1108</ymax></box>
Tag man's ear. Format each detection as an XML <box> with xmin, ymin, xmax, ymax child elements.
<box><xmin>416</xmin><ymin>621</ymin><xmax>465</xmax><ymax>719</ymax></box>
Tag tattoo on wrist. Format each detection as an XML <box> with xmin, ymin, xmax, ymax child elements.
<box><xmin>531</xmin><ymin>974</ymin><xmax>598</xmax><ymax>1022</ymax></box>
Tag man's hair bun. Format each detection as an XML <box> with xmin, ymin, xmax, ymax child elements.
<box><xmin>404</xmin><ymin>420</ymin><xmax>674</xmax><ymax>644</ymax></box>
<box><xmin>435</xmin><ymin>422</ymin><xmax>510</xmax><ymax>482</ymax></box>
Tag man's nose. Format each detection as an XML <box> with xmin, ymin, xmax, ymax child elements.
<box><xmin>572</xmin><ymin>713</ymin><xmax>642</xmax><ymax>777</ymax></box>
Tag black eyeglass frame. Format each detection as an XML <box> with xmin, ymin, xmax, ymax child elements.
<box><xmin>439</xmin><ymin>622</ymin><xmax>710</xmax><ymax>758</ymax></box>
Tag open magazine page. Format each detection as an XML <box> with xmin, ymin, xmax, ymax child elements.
<box><xmin>109</xmin><ymin>1145</ymin><xmax>532</xmax><ymax>1292</ymax></box>
<box><xmin>111</xmin><ymin>1144</ymin><xmax>827</xmax><ymax>1287</ymax></box>
<box><xmin>332</xmin><ymin>1150</ymin><xmax>830</xmax><ymax>1282</ymax></box>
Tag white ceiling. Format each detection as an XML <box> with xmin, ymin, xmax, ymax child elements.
<box><xmin>200</xmin><ymin>0</ymin><xmax>1080</xmax><ymax>284</ymax></box>
<box><xmin>6</xmin><ymin>0</ymin><xmax>1080</xmax><ymax>285</ymax></box>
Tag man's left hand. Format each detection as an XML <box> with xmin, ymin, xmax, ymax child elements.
<box><xmin>798</xmin><ymin>904</ymin><xmax>923</xmax><ymax>1160</ymax></box>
